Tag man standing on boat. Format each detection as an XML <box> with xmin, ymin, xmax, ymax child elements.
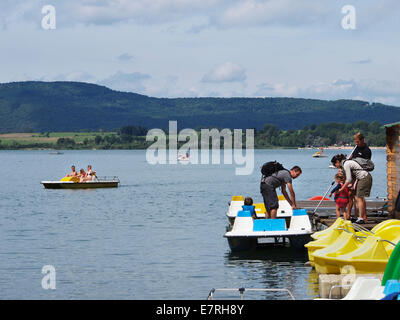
<box><xmin>260</xmin><ymin>166</ymin><xmax>302</xmax><ymax>219</ymax></box>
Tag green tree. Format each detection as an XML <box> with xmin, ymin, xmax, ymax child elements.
<box><xmin>94</xmin><ymin>135</ymin><xmax>103</xmax><ymax>145</ymax></box>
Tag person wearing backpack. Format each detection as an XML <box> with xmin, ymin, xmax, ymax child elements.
<box><xmin>260</xmin><ymin>162</ymin><xmax>302</xmax><ymax>219</ymax></box>
<box><xmin>349</xmin><ymin>132</ymin><xmax>372</xmax><ymax>160</ymax></box>
<box><xmin>331</xmin><ymin>154</ymin><xmax>373</xmax><ymax>224</ymax></box>
<box><xmin>347</xmin><ymin>132</ymin><xmax>373</xmax><ymax>221</ymax></box>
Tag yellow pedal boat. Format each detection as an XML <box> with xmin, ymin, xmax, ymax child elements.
<box><xmin>41</xmin><ymin>175</ymin><xmax>120</xmax><ymax>189</ymax></box>
<box><xmin>311</xmin><ymin>218</ymin><xmax>345</xmax><ymax>240</ymax></box>
<box><xmin>313</xmin><ymin>225</ymin><xmax>400</xmax><ymax>274</ymax></box>
<box><xmin>305</xmin><ymin>220</ymin><xmax>355</xmax><ymax>266</ymax></box>
<box><xmin>312</xmin><ymin>231</ymin><xmax>364</xmax><ymax>274</ymax></box>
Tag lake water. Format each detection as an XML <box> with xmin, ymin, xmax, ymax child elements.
<box><xmin>0</xmin><ymin>149</ymin><xmax>387</xmax><ymax>299</ymax></box>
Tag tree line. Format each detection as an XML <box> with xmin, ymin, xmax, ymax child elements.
<box><xmin>255</xmin><ymin>120</ymin><xmax>385</xmax><ymax>148</ymax></box>
<box><xmin>0</xmin><ymin>121</ymin><xmax>387</xmax><ymax>149</ymax></box>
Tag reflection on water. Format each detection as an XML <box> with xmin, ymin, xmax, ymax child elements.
<box><xmin>223</xmin><ymin>247</ymin><xmax>319</xmax><ymax>300</ymax></box>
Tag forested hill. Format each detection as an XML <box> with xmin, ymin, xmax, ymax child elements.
<box><xmin>1</xmin><ymin>81</ymin><xmax>399</xmax><ymax>133</ymax></box>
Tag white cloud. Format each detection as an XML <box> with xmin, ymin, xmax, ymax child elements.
<box><xmin>211</xmin><ymin>0</ymin><xmax>331</xmax><ymax>29</ymax></box>
<box><xmin>52</xmin><ymin>71</ymin><xmax>95</xmax><ymax>82</ymax></box>
<box><xmin>2</xmin><ymin>0</ymin><xmax>400</xmax><ymax>31</ymax></box>
<box><xmin>350</xmin><ymin>59</ymin><xmax>372</xmax><ymax>65</ymax></box>
<box><xmin>64</xmin><ymin>0</ymin><xmax>225</xmax><ymax>25</ymax></box>
<box><xmin>117</xmin><ymin>53</ymin><xmax>134</xmax><ymax>62</ymax></box>
<box><xmin>254</xmin><ymin>82</ymin><xmax>299</xmax><ymax>97</ymax></box>
<box><xmin>253</xmin><ymin>78</ymin><xmax>400</xmax><ymax>106</ymax></box>
<box><xmin>98</xmin><ymin>70</ymin><xmax>151</xmax><ymax>93</ymax></box>
<box><xmin>202</xmin><ymin>62</ymin><xmax>246</xmax><ymax>83</ymax></box>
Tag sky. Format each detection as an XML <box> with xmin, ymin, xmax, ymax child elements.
<box><xmin>1</xmin><ymin>0</ymin><xmax>400</xmax><ymax>105</ymax></box>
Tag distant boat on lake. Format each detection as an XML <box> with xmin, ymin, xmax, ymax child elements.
<box><xmin>49</xmin><ymin>150</ymin><xmax>63</xmax><ymax>155</ymax></box>
<box><xmin>178</xmin><ymin>152</ymin><xmax>190</xmax><ymax>162</ymax></box>
<box><xmin>313</xmin><ymin>147</ymin><xmax>327</xmax><ymax>158</ymax></box>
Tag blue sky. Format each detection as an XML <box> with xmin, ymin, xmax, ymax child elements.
<box><xmin>1</xmin><ymin>0</ymin><xmax>400</xmax><ymax>105</ymax></box>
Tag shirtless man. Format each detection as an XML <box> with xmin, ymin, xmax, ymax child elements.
<box><xmin>66</xmin><ymin>165</ymin><xmax>78</xmax><ymax>177</ymax></box>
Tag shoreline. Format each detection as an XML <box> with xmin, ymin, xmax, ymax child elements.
<box><xmin>0</xmin><ymin>146</ymin><xmax>388</xmax><ymax>151</ymax></box>
<box><xmin>298</xmin><ymin>146</ymin><xmax>386</xmax><ymax>150</ymax></box>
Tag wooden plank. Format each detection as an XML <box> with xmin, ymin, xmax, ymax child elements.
<box><xmin>297</xmin><ymin>200</ymin><xmax>386</xmax><ymax>210</ymax></box>
<box><xmin>315</xmin><ymin>216</ymin><xmax>390</xmax><ymax>230</ymax></box>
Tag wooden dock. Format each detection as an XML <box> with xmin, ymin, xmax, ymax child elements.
<box><xmin>297</xmin><ymin>199</ymin><xmax>389</xmax><ymax>231</ymax></box>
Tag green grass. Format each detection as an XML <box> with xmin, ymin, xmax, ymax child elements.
<box><xmin>0</xmin><ymin>131</ymin><xmax>117</xmax><ymax>146</ymax></box>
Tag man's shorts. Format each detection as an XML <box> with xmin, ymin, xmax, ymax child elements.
<box><xmin>356</xmin><ymin>173</ymin><xmax>372</xmax><ymax>198</ymax></box>
<box><xmin>260</xmin><ymin>183</ymin><xmax>279</xmax><ymax>211</ymax></box>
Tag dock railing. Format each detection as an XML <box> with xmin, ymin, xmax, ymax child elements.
<box><xmin>93</xmin><ymin>176</ymin><xmax>119</xmax><ymax>182</ymax></box>
<box><xmin>207</xmin><ymin>288</ymin><xmax>295</xmax><ymax>300</ymax></box>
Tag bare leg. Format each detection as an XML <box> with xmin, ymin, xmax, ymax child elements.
<box><xmin>270</xmin><ymin>209</ymin><xmax>277</xmax><ymax>219</ymax></box>
<box><xmin>347</xmin><ymin>193</ymin><xmax>354</xmax><ymax>219</ymax></box>
<box><xmin>344</xmin><ymin>206</ymin><xmax>350</xmax><ymax>220</ymax></box>
<box><xmin>353</xmin><ymin>200</ymin><xmax>358</xmax><ymax>218</ymax></box>
<box><xmin>341</xmin><ymin>208</ymin><xmax>347</xmax><ymax>220</ymax></box>
<box><xmin>335</xmin><ymin>205</ymin><xmax>341</xmax><ymax>218</ymax></box>
<box><xmin>355</xmin><ymin>196</ymin><xmax>366</xmax><ymax>221</ymax></box>
<box><xmin>361</xmin><ymin>198</ymin><xmax>367</xmax><ymax>221</ymax></box>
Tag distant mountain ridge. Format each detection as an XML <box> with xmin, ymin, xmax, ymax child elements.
<box><xmin>0</xmin><ymin>81</ymin><xmax>399</xmax><ymax>133</ymax></box>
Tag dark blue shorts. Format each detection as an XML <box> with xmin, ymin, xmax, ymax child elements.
<box><xmin>260</xmin><ymin>183</ymin><xmax>279</xmax><ymax>211</ymax></box>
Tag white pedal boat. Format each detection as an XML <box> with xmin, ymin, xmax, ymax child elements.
<box><xmin>226</xmin><ymin>195</ymin><xmax>293</xmax><ymax>224</ymax></box>
<box><xmin>41</xmin><ymin>176</ymin><xmax>120</xmax><ymax>189</ymax></box>
<box><xmin>224</xmin><ymin>196</ymin><xmax>313</xmax><ymax>251</ymax></box>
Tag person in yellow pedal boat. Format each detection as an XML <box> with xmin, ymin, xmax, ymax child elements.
<box><xmin>77</xmin><ymin>168</ymin><xmax>86</xmax><ymax>181</ymax></box>
<box><xmin>66</xmin><ymin>165</ymin><xmax>78</xmax><ymax>177</ymax></box>
<box><xmin>80</xmin><ymin>165</ymin><xmax>96</xmax><ymax>182</ymax></box>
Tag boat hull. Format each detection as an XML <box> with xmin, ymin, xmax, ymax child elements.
<box><xmin>41</xmin><ymin>181</ymin><xmax>119</xmax><ymax>189</ymax></box>
<box><xmin>227</xmin><ymin>237</ymin><xmax>258</xmax><ymax>251</ymax></box>
<box><xmin>225</xmin><ymin>232</ymin><xmax>312</xmax><ymax>252</ymax></box>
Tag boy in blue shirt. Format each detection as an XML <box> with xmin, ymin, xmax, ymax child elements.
<box><xmin>242</xmin><ymin>197</ymin><xmax>257</xmax><ymax>219</ymax></box>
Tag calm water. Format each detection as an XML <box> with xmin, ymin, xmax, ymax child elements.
<box><xmin>0</xmin><ymin>149</ymin><xmax>387</xmax><ymax>299</ymax></box>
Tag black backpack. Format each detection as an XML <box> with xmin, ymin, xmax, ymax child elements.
<box><xmin>261</xmin><ymin>161</ymin><xmax>285</xmax><ymax>177</ymax></box>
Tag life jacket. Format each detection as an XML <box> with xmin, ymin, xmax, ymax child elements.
<box><xmin>242</xmin><ymin>205</ymin><xmax>256</xmax><ymax>217</ymax></box>
<box><xmin>335</xmin><ymin>183</ymin><xmax>349</xmax><ymax>207</ymax></box>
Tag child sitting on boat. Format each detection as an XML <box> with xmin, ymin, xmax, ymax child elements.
<box><xmin>242</xmin><ymin>197</ymin><xmax>257</xmax><ymax>219</ymax></box>
<box><xmin>329</xmin><ymin>173</ymin><xmax>350</xmax><ymax>219</ymax></box>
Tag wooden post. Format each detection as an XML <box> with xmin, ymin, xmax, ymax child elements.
<box><xmin>386</xmin><ymin>124</ymin><xmax>400</xmax><ymax>219</ymax></box>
